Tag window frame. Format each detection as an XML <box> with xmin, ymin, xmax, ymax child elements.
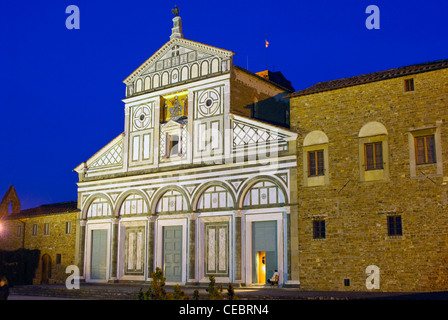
<box><xmin>43</xmin><ymin>223</ymin><xmax>50</xmax><ymax>236</ymax></box>
<box><xmin>65</xmin><ymin>221</ymin><xmax>72</xmax><ymax>234</ymax></box>
<box><xmin>414</xmin><ymin>135</ymin><xmax>436</xmax><ymax>165</ymax></box>
<box><xmin>387</xmin><ymin>215</ymin><xmax>403</xmax><ymax>237</ymax></box>
<box><xmin>166</xmin><ymin>133</ymin><xmax>181</xmax><ymax>158</ymax></box>
<box><xmin>308</xmin><ymin>149</ymin><xmax>325</xmax><ymax>177</ymax></box>
<box><xmin>404</xmin><ymin>78</ymin><xmax>415</xmax><ymax>92</ymax></box>
<box><xmin>312</xmin><ymin>219</ymin><xmax>326</xmax><ymax>240</ymax></box>
<box><xmin>408</xmin><ymin>124</ymin><xmax>442</xmax><ymax>178</ymax></box>
<box><xmin>32</xmin><ymin>224</ymin><xmax>38</xmax><ymax>236</ymax></box>
<box><xmin>364</xmin><ymin>141</ymin><xmax>384</xmax><ymax>171</ymax></box>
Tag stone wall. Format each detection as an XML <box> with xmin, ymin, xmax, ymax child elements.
<box><xmin>0</xmin><ymin>212</ymin><xmax>77</xmax><ymax>284</ymax></box>
<box><xmin>290</xmin><ymin>68</ymin><xmax>448</xmax><ymax>292</ymax></box>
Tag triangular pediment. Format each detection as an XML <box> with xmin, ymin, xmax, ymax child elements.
<box><xmin>124</xmin><ymin>38</ymin><xmax>234</xmax><ymax>87</ymax></box>
<box><xmin>161</xmin><ymin>118</ymin><xmax>185</xmax><ymax>130</ymax></box>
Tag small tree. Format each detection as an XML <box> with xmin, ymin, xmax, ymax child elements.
<box><xmin>206</xmin><ymin>275</ymin><xmax>223</xmax><ymax>300</ymax></box>
<box><xmin>226</xmin><ymin>283</ymin><xmax>239</xmax><ymax>300</ymax></box>
<box><xmin>137</xmin><ymin>267</ymin><xmax>169</xmax><ymax>300</ymax></box>
<box><xmin>173</xmin><ymin>284</ymin><xmax>188</xmax><ymax>300</ymax></box>
<box><xmin>192</xmin><ymin>289</ymin><xmax>200</xmax><ymax>300</ymax></box>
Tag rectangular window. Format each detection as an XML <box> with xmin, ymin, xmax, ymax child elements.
<box><xmin>313</xmin><ymin>220</ymin><xmax>326</xmax><ymax>239</ymax></box>
<box><xmin>365</xmin><ymin>142</ymin><xmax>383</xmax><ymax>170</ymax></box>
<box><xmin>17</xmin><ymin>225</ymin><xmax>22</xmax><ymax>237</ymax></box>
<box><xmin>56</xmin><ymin>254</ymin><xmax>62</xmax><ymax>265</ymax></box>
<box><xmin>387</xmin><ymin>216</ymin><xmax>402</xmax><ymax>236</ymax></box>
<box><xmin>32</xmin><ymin>224</ymin><xmax>38</xmax><ymax>236</ymax></box>
<box><xmin>308</xmin><ymin>150</ymin><xmax>324</xmax><ymax>176</ymax></box>
<box><xmin>415</xmin><ymin>135</ymin><xmax>436</xmax><ymax>165</ymax></box>
<box><xmin>65</xmin><ymin>221</ymin><xmax>72</xmax><ymax>234</ymax></box>
<box><xmin>168</xmin><ymin>134</ymin><xmax>180</xmax><ymax>157</ymax></box>
<box><xmin>404</xmin><ymin>78</ymin><xmax>414</xmax><ymax>92</ymax></box>
<box><xmin>43</xmin><ymin>223</ymin><xmax>50</xmax><ymax>235</ymax></box>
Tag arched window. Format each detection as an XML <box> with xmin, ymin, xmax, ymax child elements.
<box><xmin>196</xmin><ymin>185</ymin><xmax>234</xmax><ymax>211</ymax></box>
<box><xmin>86</xmin><ymin>197</ymin><xmax>112</xmax><ymax>218</ymax></box>
<box><xmin>119</xmin><ymin>193</ymin><xmax>148</xmax><ymax>216</ymax></box>
<box><xmin>243</xmin><ymin>180</ymin><xmax>285</xmax><ymax>207</ymax></box>
<box><xmin>358</xmin><ymin>121</ymin><xmax>389</xmax><ymax>181</ymax></box>
<box><xmin>302</xmin><ymin>130</ymin><xmax>329</xmax><ymax>187</ymax></box>
<box><xmin>155</xmin><ymin>189</ymin><xmax>188</xmax><ymax>213</ymax></box>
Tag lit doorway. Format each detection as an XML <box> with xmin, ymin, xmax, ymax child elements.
<box><xmin>256</xmin><ymin>251</ymin><xmax>266</xmax><ymax>284</ymax></box>
<box><xmin>252</xmin><ymin>221</ymin><xmax>277</xmax><ymax>284</ymax></box>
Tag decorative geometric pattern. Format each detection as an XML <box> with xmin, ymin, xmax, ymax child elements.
<box><xmin>196</xmin><ymin>88</ymin><xmax>222</xmax><ymax>118</ymax></box>
<box><xmin>90</xmin><ymin>142</ymin><xmax>123</xmax><ymax>168</ymax></box>
<box><xmin>233</xmin><ymin>120</ymin><xmax>287</xmax><ymax>147</ymax></box>
<box><xmin>132</xmin><ymin>105</ymin><xmax>152</xmax><ymax>131</ymax></box>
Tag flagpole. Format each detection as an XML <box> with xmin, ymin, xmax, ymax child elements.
<box><xmin>265</xmin><ymin>34</ymin><xmax>269</xmax><ymax>70</ymax></box>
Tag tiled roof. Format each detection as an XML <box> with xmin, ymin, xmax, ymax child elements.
<box><xmin>287</xmin><ymin>59</ymin><xmax>448</xmax><ymax>98</ymax></box>
<box><xmin>234</xmin><ymin>65</ymin><xmax>295</xmax><ymax>92</ymax></box>
<box><xmin>5</xmin><ymin>201</ymin><xmax>79</xmax><ymax>219</ymax></box>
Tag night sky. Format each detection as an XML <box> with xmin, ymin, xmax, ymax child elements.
<box><xmin>1</xmin><ymin>0</ymin><xmax>447</xmax><ymax>210</ymax></box>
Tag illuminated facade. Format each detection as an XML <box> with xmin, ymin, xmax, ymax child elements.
<box><xmin>74</xmin><ymin>12</ymin><xmax>299</xmax><ymax>286</ymax></box>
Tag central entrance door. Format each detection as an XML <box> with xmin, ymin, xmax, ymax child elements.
<box><xmin>91</xmin><ymin>229</ymin><xmax>108</xmax><ymax>280</ymax></box>
<box><xmin>252</xmin><ymin>221</ymin><xmax>277</xmax><ymax>284</ymax></box>
<box><xmin>163</xmin><ymin>226</ymin><xmax>182</xmax><ymax>282</ymax></box>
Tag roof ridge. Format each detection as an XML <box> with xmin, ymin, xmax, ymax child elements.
<box><xmin>287</xmin><ymin>58</ymin><xmax>448</xmax><ymax>98</ymax></box>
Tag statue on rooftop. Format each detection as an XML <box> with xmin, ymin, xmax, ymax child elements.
<box><xmin>172</xmin><ymin>5</ymin><xmax>180</xmax><ymax>17</ymax></box>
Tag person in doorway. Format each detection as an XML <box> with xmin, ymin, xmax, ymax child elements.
<box><xmin>0</xmin><ymin>276</ymin><xmax>9</xmax><ymax>300</ymax></box>
<box><xmin>268</xmin><ymin>270</ymin><xmax>279</xmax><ymax>286</ymax></box>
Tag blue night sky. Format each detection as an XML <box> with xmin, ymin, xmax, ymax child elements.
<box><xmin>1</xmin><ymin>0</ymin><xmax>447</xmax><ymax>210</ymax></box>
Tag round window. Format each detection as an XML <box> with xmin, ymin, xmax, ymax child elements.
<box><xmin>205</xmin><ymin>99</ymin><xmax>213</xmax><ymax>107</ymax></box>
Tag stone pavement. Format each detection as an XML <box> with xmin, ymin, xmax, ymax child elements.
<box><xmin>8</xmin><ymin>283</ymin><xmax>448</xmax><ymax>300</ymax></box>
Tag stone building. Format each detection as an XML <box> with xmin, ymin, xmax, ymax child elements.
<box><xmin>0</xmin><ymin>187</ymin><xmax>78</xmax><ymax>284</ymax></box>
<box><xmin>288</xmin><ymin>59</ymin><xmax>448</xmax><ymax>292</ymax></box>
<box><xmin>73</xmin><ymin>11</ymin><xmax>299</xmax><ymax>286</ymax></box>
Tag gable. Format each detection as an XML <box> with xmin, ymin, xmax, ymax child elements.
<box><xmin>0</xmin><ymin>186</ymin><xmax>21</xmax><ymax>217</ymax></box>
<box><xmin>124</xmin><ymin>38</ymin><xmax>234</xmax><ymax>96</ymax></box>
<box><xmin>74</xmin><ymin>133</ymin><xmax>124</xmax><ymax>175</ymax></box>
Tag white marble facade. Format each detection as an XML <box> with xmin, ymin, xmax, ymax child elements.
<box><xmin>74</xmin><ymin>15</ymin><xmax>299</xmax><ymax>286</ymax></box>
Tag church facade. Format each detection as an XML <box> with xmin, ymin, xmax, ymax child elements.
<box><xmin>74</xmin><ymin>13</ymin><xmax>299</xmax><ymax>286</ymax></box>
